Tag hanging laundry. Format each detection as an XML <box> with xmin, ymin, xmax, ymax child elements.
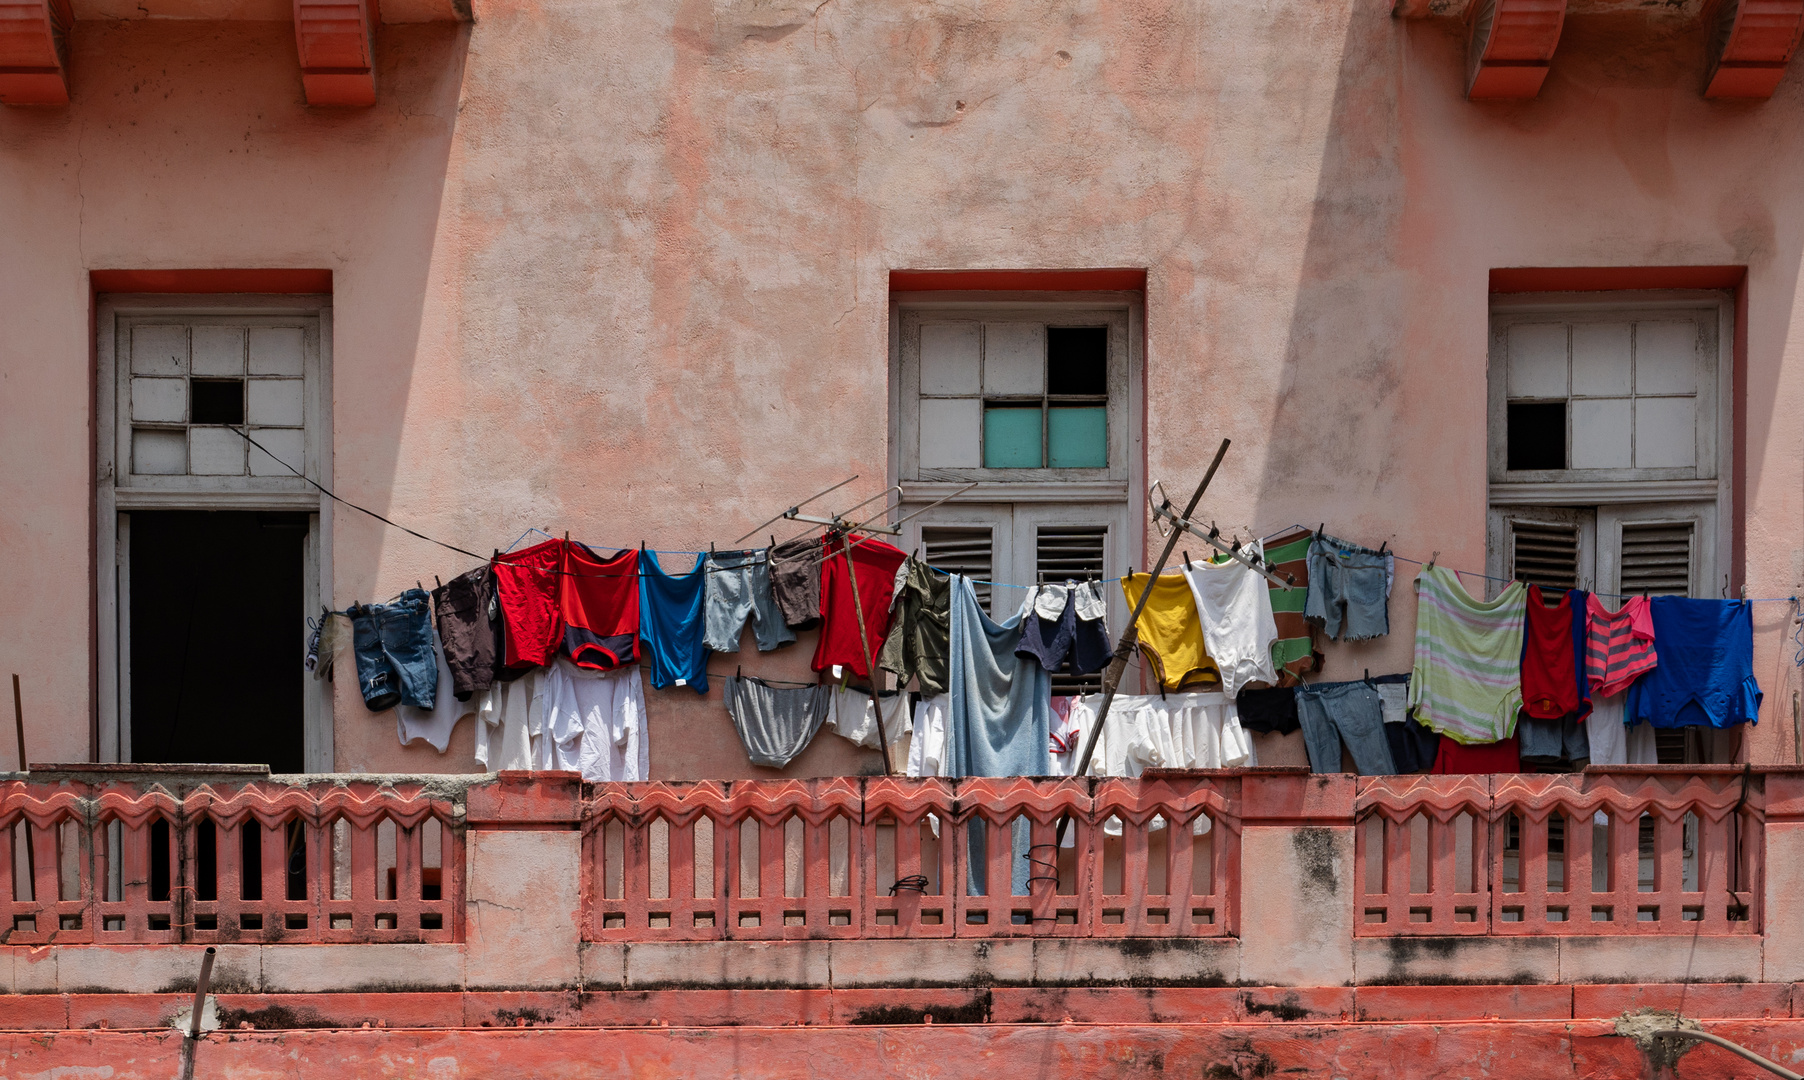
<box><xmin>397</xmin><ymin>626</ymin><xmax>471</xmax><ymax>753</ymax></box>
<box><xmin>769</xmin><ymin>535</ymin><xmax>824</xmax><ymax>630</ymax></box>
<box><xmin>1120</xmin><ymin>571</ymin><xmax>1219</xmax><ymax>691</ymax></box>
<box><xmin>721</xmin><ymin>674</ymin><xmax>831</xmax><ymax>769</ymax></box>
<box><xmin>348</xmin><ymin>588</ymin><xmax>439</xmax><ymax>712</ymax></box>
<box><xmin>1048</xmin><ymin>696</ymin><xmax>1080</xmax><ymax>761</ymax></box>
<box><xmin>906</xmin><ymin>693</ymin><xmax>951</xmax><ymax>779</ymax></box>
<box><xmin>1626</xmin><ymin>598</ymin><xmax>1760</xmax><ymax>729</ymax></box>
<box><xmin>536</xmin><ymin>657</ymin><xmax>647</xmax><ymax>780</ymax></box>
<box><xmin>1262</xmin><ymin>529</ymin><xmax>1323</xmax><ymax>685</ymax></box>
<box><xmin>1235</xmin><ymin>685</ymin><xmax>1300</xmax><ymax>735</ymax></box>
<box><xmin>432</xmin><ymin>566</ymin><xmax>501</xmax><ymax>701</ymax></box>
<box><xmin>562</xmin><ymin>543</ymin><xmax>641</xmax><ymax>671</ymax></box>
<box><xmin>638</xmin><ymin>551</ymin><xmax>710</xmax><ymax>693</ymax></box>
<box><xmin>813</xmin><ymin>534</ymin><xmax>907</xmax><ymax>678</ymax></box>
<box><xmin>947</xmin><ymin>574</ymin><xmax>1052</xmax><ymax>780</ymax></box>
<box><xmin>1295</xmin><ymin>680</ymin><xmax>1395</xmax><ymax>775</ymax></box>
<box><xmin>1368</xmin><ymin>673</ymin><xmax>1439</xmax><ymax>773</ymax></box>
<box><xmin>1586</xmin><ymin>594</ymin><xmax>1659</xmax><ymax>697</ymax></box>
<box><xmin>1625</xmin><ymin>720</ymin><xmax>1659</xmax><ymax>764</ymax></box>
<box><xmin>1015</xmin><ymin>581</ymin><xmax>1110</xmax><ymax>678</ymax></box>
<box><xmin>474</xmin><ymin>668</ymin><xmax>546</xmax><ymax>772</ymax></box>
<box><xmin>1305</xmin><ymin>532</ymin><xmax>1393</xmax><ymax>641</ymax></box>
<box><xmin>1431</xmin><ymin>734</ymin><xmax>1521</xmax><ymax>774</ymax></box>
<box><xmin>702</xmin><ymin>548</ymin><xmax>795</xmax><ymax>654</ymax></box>
<box><xmin>1409</xmin><ymin>565</ymin><xmax>1526</xmax><ymax>745</ymax></box>
<box><xmin>822</xmin><ymin>683</ymin><xmax>911</xmax><ymax>754</ymax></box>
<box><xmin>1521</xmin><ymin>586</ymin><xmax>1586</xmax><ymax>720</ymax></box>
<box><xmin>1585</xmin><ymin>692</ymin><xmax>1628</xmax><ymax>765</ymax></box>
<box><xmin>1180</xmin><ymin>543</ymin><xmax>1279</xmax><ymax>697</ymax></box>
<box><xmin>1060</xmin><ymin>692</ymin><xmax>1255</xmax><ymax>778</ymax></box>
<box><xmin>311</xmin><ymin>611</ymin><xmax>352</xmax><ymax>683</ymax></box>
<box><xmin>879</xmin><ymin>557</ymin><xmax>952</xmax><ymax>693</ymax></box>
<box><xmin>491</xmin><ymin>538</ymin><xmax>566</xmax><ymax>670</ymax></box>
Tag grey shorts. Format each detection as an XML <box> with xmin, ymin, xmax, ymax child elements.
<box><xmin>703</xmin><ymin>549</ymin><xmax>797</xmax><ymax>653</ymax></box>
<box><xmin>1295</xmin><ymin>680</ymin><xmax>1397</xmax><ymax>776</ymax></box>
<box><xmin>1304</xmin><ymin>537</ymin><xmax>1392</xmax><ymax>642</ymax></box>
<box><xmin>1516</xmin><ymin>711</ymin><xmax>1590</xmax><ymax>766</ymax></box>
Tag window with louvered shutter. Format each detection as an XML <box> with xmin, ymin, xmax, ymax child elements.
<box><xmin>921</xmin><ymin>526</ymin><xmax>994</xmax><ymax>612</ymax></box>
<box><xmin>1617</xmin><ymin>522</ymin><xmax>1692</xmax><ymax>597</ymax></box>
<box><xmin>1509</xmin><ymin>520</ymin><xmax>1581</xmax><ymax>590</ymax></box>
<box><xmin>1036</xmin><ymin>526</ymin><xmax>1109</xmax><ymax>694</ymax></box>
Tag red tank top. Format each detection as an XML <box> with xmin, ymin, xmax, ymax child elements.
<box><xmin>1520</xmin><ymin>585</ymin><xmax>1580</xmax><ymax>719</ymax></box>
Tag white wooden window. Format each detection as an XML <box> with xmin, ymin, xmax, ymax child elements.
<box><xmin>1488</xmin><ymin>300</ymin><xmax>1722</xmax><ymax>484</ymax></box>
<box><xmin>97</xmin><ymin>296</ymin><xmax>333</xmax><ymax>771</ymax></box>
<box><xmin>1487</xmin><ymin>502</ymin><xmax>1716</xmax><ymax>599</ymax></box>
<box><xmin>892</xmin><ymin>294</ymin><xmax>1144</xmax><ymax>695</ymax></box>
<box><xmin>897</xmin><ymin>305</ymin><xmax>1132</xmax><ymax>482</ymax></box>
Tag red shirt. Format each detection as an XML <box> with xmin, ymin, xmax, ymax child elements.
<box><xmin>1520</xmin><ymin>585</ymin><xmax>1581</xmax><ymax>719</ymax></box>
<box><xmin>812</xmin><ymin>534</ymin><xmax>907</xmax><ymax>678</ymax></box>
<box><xmin>1432</xmin><ymin>734</ymin><xmax>1520</xmax><ymax>774</ymax></box>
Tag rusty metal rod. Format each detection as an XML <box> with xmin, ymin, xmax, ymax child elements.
<box><xmin>1054</xmin><ymin>439</ymin><xmax>1232</xmax><ymax>855</ymax></box>
<box><xmin>177</xmin><ymin>945</ymin><xmax>217</xmax><ymax>1080</ymax></box>
<box><xmin>1646</xmin><ymin>1030</ymin><xmax>1803</xmax><ymax>1080</ymax></box>
<box><xmin>12</xmin><ymin>674</ymin><xmax>24</xmax><ymax>772</ymax></box>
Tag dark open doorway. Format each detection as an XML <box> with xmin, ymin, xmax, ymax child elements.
<box><xmin>130</xmin><ymin>511</ymin><xmax>307</xmax><ymax>773</ymax></box>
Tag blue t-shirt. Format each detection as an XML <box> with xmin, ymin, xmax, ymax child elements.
<box><xmin>1625</xmin><ymin>597</ymin><xmax>1760</xmax><ymax>729</ymax></box>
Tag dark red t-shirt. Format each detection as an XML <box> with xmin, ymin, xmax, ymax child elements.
<box><xmin>1431</xmin><ymin>734</ymin><xmax>1521</xmax><ymax>774</ymax></box>
<box><xmin>812</xmin><ymin>534</ymin><xmax>907</xmax><ymax>678</ymax></box>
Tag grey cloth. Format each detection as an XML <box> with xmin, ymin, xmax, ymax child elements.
<box><xmin>1295</xmin><ymin>680</ymin><xmax>1396</xmax><ymax>776</ymax></box>
<box><xmin>703</xmin><ymin>548</ymin><xmax>796</xmax><ymax>653</ymax></box>
<box><xmin>947</xmin><ymin>574</ymin><xmax>1050</xmax><ymax>897</ymax></box>
<box><xmin>722</xmin><ymin>675</ymin><xmax>831</xmax><ymax>768</ymax></box>
<box><xmin>1305</xmin><ymin>534</ymin><xmax>1393</xmax><ymax>642</ymax></box>
<box><xmin>1517</xmin><ymin>711</ymin><xmax>1590</xmax><ymax>767</ymax></box>
<box><xmin>769</xmin><ymin>537</ymin><xmax>822</xmax><ymax>629</ymax></box>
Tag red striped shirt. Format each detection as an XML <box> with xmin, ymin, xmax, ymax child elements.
<box><xmin>1585</xmin><ymin>595</ymin><xmax>1658</xmax><ymax>697</ymax></box>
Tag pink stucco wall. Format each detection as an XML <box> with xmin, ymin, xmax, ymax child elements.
<box><xmin>1</xmin><ymin>2</ymin><xmax>1801</xmax><ymax>776</ymax></box>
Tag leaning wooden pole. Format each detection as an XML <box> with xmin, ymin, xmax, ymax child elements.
<box><xmin>1054</xmin><ymin>438</ymin><xmax>1232</xmax><ymax>852</ymax></box>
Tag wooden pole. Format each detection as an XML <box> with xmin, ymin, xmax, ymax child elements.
<box><xmin>1055</xmin><ymin>439</ymin><xmax>1233</xmax><ymax>852</ymax></box>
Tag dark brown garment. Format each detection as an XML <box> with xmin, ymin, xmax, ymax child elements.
<box><xmin>433</xmin><ymin>566</ymin><xmax>501</xmax><ymax>701</ymax></box>
<box><xmin>769</xmin><ymin>536</ymin><xmax>823</xmax><ymax>630</ymax></box>
<box><xmin>879</xmin><ymin>557</ymin><xmax>951</xmax><ymax>695</ymax></box>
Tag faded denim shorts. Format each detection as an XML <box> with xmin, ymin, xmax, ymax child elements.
<box><xmin>702</xmin><ymin>549</ymin><xmax>796</xmax><ymax>653</ymax></box>
<box><xmin>1305</xmin><ymin>537</ymin><xmax>1392</xmax><ymax>642</ymax></box>
<box><xmin>1295</xmin><ymin>680</ymin><xmax>1396</xmax><ymax>776</ymax></box>
<box><xmin>349</xmin><ymin>588</ymin><xmax>438</xmax><ymax>712</ymax></box>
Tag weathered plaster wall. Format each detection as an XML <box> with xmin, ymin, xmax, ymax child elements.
<box><xmin>1</xmin><ymin>1</ymin><xmax>1801</xmax><ymax>775</ymax></box>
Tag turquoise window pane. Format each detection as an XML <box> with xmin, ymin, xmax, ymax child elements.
<box><xmin>983</xmin><ymin>406</ymin><xmax>1042</xmax><ymax>468</ymax></box>
<box><xmin>1047</xmin><ymin>407</ymin><xmax>1107</xmax><ymax>468</ymax></box>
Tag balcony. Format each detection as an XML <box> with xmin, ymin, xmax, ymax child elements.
<box><xmin>0</xmin><ymin>764</ymin><xmax>1797</xmax><ymax>1035</ymax></box>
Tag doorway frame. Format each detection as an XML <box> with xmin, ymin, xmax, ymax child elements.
<box><xmin>95</xmin><ymin>294</ymin><xmax>334</xmax><ymax>772</ymax></box>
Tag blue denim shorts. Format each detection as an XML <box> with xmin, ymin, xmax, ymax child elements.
<box><xmin>1304</xmin><ymin>536</ymin><xmax>1392</xmax><ymax>642</ymax></box>
<box><xmin>349</xmin><ymin>589</ymin><xmax>438</xmax><ymax>712</ymax></box>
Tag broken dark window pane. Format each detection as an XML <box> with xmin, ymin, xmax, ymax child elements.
<box><xmin>190</xmin><ymin>378</ymin><xmax>245</xmax><ymax>425</ymax></box>
<box><xmin>1047</xmin><ymin>326</ymin><xmax>1107</xmax><ymax>396</ymax></box>
<box><xmin>1506</xmin><ymin>402</ymin><xmax>1565</xmax><ymax>471</ymax></box>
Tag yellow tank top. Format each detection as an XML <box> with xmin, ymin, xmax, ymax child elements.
<box><xmin>1120</xmin><ymin>571</ymin><xmax>1220</xmax><ymax>690</ymax></box>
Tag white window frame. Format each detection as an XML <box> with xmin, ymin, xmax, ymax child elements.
<box><xmin>1487</xmin><ymin>291</ymin><xmax>1733</xmax><ymax>595</ymax></box>
<box><xmin>890</xmin><ymin>292</ymin><xmax>1144</xmax><ymax>691</ymax></box>
<box><xmin>894</xmin><ymin>299</ymin><xmax>1135</xmax><ymax>484</ymax></box>
<box><xmin>96</xmin><ymin>294</ymin><xmax>334</xmax><ymax>772</ymax></box>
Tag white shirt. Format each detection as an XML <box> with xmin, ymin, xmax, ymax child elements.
<box><xmin>535</xmin><ymin>658</ymin><xmax>649</xmax><ymax>783</ymax></box>
<box><xmin>1179</xmin><ymin>544</ymin><xmax>1279</xmax><ymax>698</ymax></box>
<box><xmin>906</xmin><ymin>694</ymin><xmax>951</xmax><ymax>778</ymax></box>
<box><xmin>396</xmin><ymin>627</ymin><xmax>471</xmax><ymax>753</ymax></box>
<box><xmin>474</xmin><ymin>669</ymin><xmax>545</xmax><ymax>772</ymax></box>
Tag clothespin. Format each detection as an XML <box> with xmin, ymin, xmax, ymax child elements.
<box><xmin>1377</xmin><ymin>541</ymin><xmax>1388</xmax><ymax>556</ymax></box>
<box><xmin>1426</xmin><ymin>551</ymin><xmax>1439</xmax><ymax>571</ymax></box>
<box><xmin>710</xmin><ymin>541</ymin><xmax>717</xmax><ymax>555</ymax></box>
<box><xmin>1183</xmin><ymin>551</ymin><xmax>1193</xmax><ymax>570</ymax></box>
<box><xmin>770</xmin><ymin>535</ymin><xmax>777</xmax><ymax>550</ymax></box>
<box><xmin>416</xmin><ymin>580</ymin><xmax>423</xmax><ymax>593</ymax></box>
<box><xmin>434</xmin><ymin>575</ymin><xmax>442</xmax><ymax>590</ymax></box>
<box><xmin>1316</xmin><ymin>523</ymin><xmax>1325</xmax><ymax>539</ymax></box>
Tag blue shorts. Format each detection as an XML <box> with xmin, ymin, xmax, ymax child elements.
<box><xmin>1305</xmin><ymin>536</ymin><xmax>1392</xmax><ymax>642</ymax></box>
<box><xmin>349</xmin><ymin>589</ymin><xmax>438</xmax><ymax>712</ymax></box>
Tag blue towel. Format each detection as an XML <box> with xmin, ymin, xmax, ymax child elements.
<box><xmin>638</xmin><ymin>551</ymin><xmax>710</xmax><ymax>694</ymax></box>
<box><xmin>1625</xmin><ymin>597</ymin><xmax>1760</xmax><ymax>729</ymax></box>
<box><xmin>947</xmin><ymin>574</ymin><xmax>1050</xmax><ymax>898</ymax></box>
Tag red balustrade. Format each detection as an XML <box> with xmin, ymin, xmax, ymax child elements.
<box><xmin>1355</xmin><ymin>767</ymin><xmax>1761</xmax><ymax>936</ymax></box>
<box><xmin>0</xmin><ymin>773</ymin><xmax>461</xmax><ymax>945</ymax></box>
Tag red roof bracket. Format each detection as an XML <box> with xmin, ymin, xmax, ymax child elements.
<box><xmin>0</xmin><ymin>0</ymin><xmax>72</xmax><ymax>105</ymax></box>
<box><xmin>1465</xmin><ymin>0</ymin><xmax>1567</xmax><ymax>100</ymax></box>
<box><xmin>1705</xmin><ymin>0</ymin><xmax>1804</xmax><ymax>99</ymax></box>
<box><xmin>294</xmin><ymin>0</ymin><xmax>377</xmax><ymax>107</ymax></box>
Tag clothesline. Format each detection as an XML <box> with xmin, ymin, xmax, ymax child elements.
<box><xmin>242</xmin><ymin>429</ymin><xmax>1801</xmax><ymax>609</ymax></box>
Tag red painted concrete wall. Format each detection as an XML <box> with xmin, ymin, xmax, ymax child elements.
<box><xmin>1</xmin><ymin>3</ymin><xmax>1802</xmax><ymax>780</ymax></box>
